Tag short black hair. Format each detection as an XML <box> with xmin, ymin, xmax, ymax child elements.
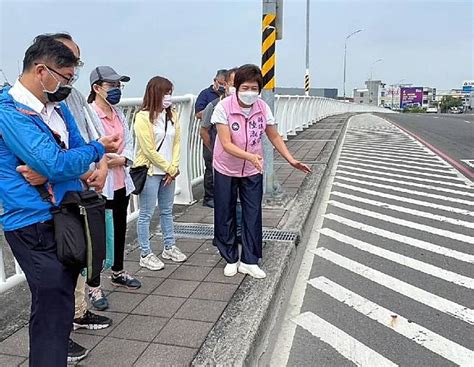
<box><xmin>214</xmin><ymin>69</ymin><xmax>227</xmax><ymax>80</ymax></box>
<box><xmin>22</xmin><ymin>35</ymin><xmax>78</xmax><ymax>72</ymax></box>
<box><xmin>234</xmin><ymin>64</ymin><xmax>263</xmax><ymax>93</ymax></box>
<box><xmin>225</xmin><ymin>68</ymin><xmax>238</xmax><ymax>83</ymax></box>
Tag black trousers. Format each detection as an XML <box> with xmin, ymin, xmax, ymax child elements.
<box><xmin>105</xmin><ymin>188</ymin><xmax>130</xmax><ymax>272</ymax></box>
<box><xmin>5</xmin><ymin>222</ymin><xmax>79</xmax><ymax>367</ymax></box>
<box><xmin>203</xmin><ymin>146</ymin><xmax>214</xmax><ymax>203</ymax></box>
<box><xmin>213</xmin><ymin>171</ymin><xmax>263</xmax><ymax>265</ymax></box>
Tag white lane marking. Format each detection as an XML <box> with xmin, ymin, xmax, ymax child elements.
<box><xmin>335</xmin><ymin>171</ymin><xmax>474</xmax><ymax>198</ymax></box>
<box><xmin>331</xmin><ymin>191</ymin><xmax>474</xmax><ymax>229</ymax></box>
<box><xmin>344</xmin><ymin>141</ymin><xmax>420</xmax><ymax>150</ymax></box>
<box><xmin>464</xmin><ymin>120</ymin><xmax>471</xmax><ymax>124</ymax></box>
<box><xmin>461</xmin><ymin>159</ymin><xmax>474</xmax><ymax>168</ymax></box>
<box><xmin>340</xmin><ymin>156</ymin><xmax>456</xmax><ymax>174</ymax></box>
<box><xmin>320</xmin><ymin>228</ymin><xmax>474</xmax><ymax>289</ymax></box>
<box><xmin>342</xmin><ymin>145</ymin><xmax>436</xmax><ymax>158</ymax></box>
<box><xmin>334</xmin><ymin>176</ymin><xmax>474</xmax><ymax>206</ymax></box>
<box><xmin>338</xmin><ymin>160</ymin><xmax>465</xmax><ymax>181</ymax></box>
<box><xmin>328</xmin><ymin>201</ymin><xmax>474</xmax><ymax>245</ymax></box>
<box><xmin>293</xmin><ymin>312</ymin><xmax>397</xmax><ymax>367</ymax></box>
<box><xmin>309</xmin><ymin>277</ymin><xmax>474</xmax><ymax>366</ymax></box>
<box><xmin>337</xmin><ymin>165</ymin><xmax>472</xmax><ymax>189</ymax></box>
<box><xmin>312</xmin><ymin>248</ymin><xmax>474</xmax><ymax>325</ymax></box>
<box><xmin>332</xmin><ymin>182</ymin><xmax>474</xmax><ymax>216</ymax></box>
<box><xmin>324</xmin><ymin>213</ymin><xmax>474</xmax><ymax>264</ymax></box>
<box><xmin>342</xmin><ymin>148</ymin><xmax>444</xmax><ymax>163</ymax></box>
<box><xmin>343</xmin><ymin>142</ymin><xmax>433</xmax><ymax>154</ymax></box>
<box><xmin>341</xmin><ymin>152</ymin><xmax>449</xmax><ymax>168</ymax></box>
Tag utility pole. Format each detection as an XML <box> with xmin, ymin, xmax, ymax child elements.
<box><xmin>343</xmin><ymin>29</ymin><xmax>362</xmax><ymax>101</ymax></box>
<box><xmin>304</xmin><ymin>0</ymin><xmax>310</xmax><ymax>96</ymax></box>
<box><xmin>261</xmin><ymin>0</ymin><xmax>283</xmax><ymax>202</ymax></box>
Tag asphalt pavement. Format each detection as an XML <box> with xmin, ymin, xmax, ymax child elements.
<box><xmin>270</xmin><ymin>114</ymin><xmax>474</xmax><ymax>367</ymax></box>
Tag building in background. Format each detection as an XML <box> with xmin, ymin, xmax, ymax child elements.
<box><xmin>352</xmin><ymin>80</ymin><xmax>386</xmax><ymax>106</ymax></box>
<box><xmin>275</xmin><ymin>87</ymin><xmax>338</xmax><ymax>99</ymax></box>
<box><xmin>461</xmin><ymin>80</ymin><xmax>473</xmax><ymax>110</ymax></box>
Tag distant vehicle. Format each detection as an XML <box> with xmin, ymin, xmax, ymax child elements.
<box><xmin>426</xmin><ymin>107</ymin><xmax>438</xmax><ymax>113</ymax></box>
<box><xmin>449</xmin><ymin>107</ymin><xmax>463</xmax><ymax>114</ymax></box>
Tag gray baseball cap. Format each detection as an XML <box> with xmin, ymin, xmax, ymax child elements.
<box><xmin>90</xmin><ymin>66</ymin><xmax>130</xmax><ymax>85</ymax></box>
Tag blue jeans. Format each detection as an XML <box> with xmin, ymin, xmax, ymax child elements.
<box><xmin>137</xmin><ymin>175</ymin><xmax>176</xmax><ymax>256</ymax></box>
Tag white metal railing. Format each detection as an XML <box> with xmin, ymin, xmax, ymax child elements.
<box><xmin>0</xmin><ymin>94</ymin><xmax>393</xmax><ymax>293</ymax></box>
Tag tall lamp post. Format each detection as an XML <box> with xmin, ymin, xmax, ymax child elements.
<box><xmin>343</xmin><ymin>29</ymin><xmax>362</xmax><ymax>101</ymax></box>
<box><xmin>369</xmin><ymin>58</ymin><xmax>383</xmax><ymax>81</ymax></box>
<box><xmin>304</xmin><ymin>0</ymin><xmax>310</xmax><ymax>96</ymax></box>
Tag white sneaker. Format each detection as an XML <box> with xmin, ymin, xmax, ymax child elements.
<box><xmin>238</xmin><ymin>263</ymin><xmax>266</xmax><ymax>279</ymax></box>
<box><xmin>162</xmin><ymin>246</ymin><xmax>187</xmax><ymax>262</ymax></box>
<box><xmin>224</xmin><ymin>263</ymin><xmax>238</xmax><ymax>277</ymax></box>
<box><xmin>140</xmin><ymin>253</ymin><xmax>164</xmax><ymax>271</ymax></box>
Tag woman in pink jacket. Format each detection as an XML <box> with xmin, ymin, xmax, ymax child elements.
<box><xmin>211</xmin><ymin>64</ymin><xmax>311</xmax><ymax>279</ymax></box>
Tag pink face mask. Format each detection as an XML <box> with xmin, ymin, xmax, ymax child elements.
<box><xmin>163</xmin><ymin>94</ymin><xmax>172</xmax><ymax>108</ymax></box>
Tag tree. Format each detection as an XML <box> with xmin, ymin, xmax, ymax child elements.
<box><xmin>439</xmin><ymin>96</ymin><xmax>463</xmax><ymax>113</ymax></box>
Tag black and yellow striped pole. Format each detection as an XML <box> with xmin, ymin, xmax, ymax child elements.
<box><xmin>261</xmin><ymin>13</ymin><xmax>276</xmax><ymax>91</ymax></box>
<box><xmin>304</xmin><ymin>71</ymin><xmax>310</xmax><ymax>95</ymax></box>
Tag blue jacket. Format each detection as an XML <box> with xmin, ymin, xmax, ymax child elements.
<box><xmin>0</xmin><ymin>87</ymin><xmax>105</xmax><ymax>231</ymax></box>
<box><xmin>195</xmin><ymin>85</ymin><xmax>220</xmax><ymax>114</ymax></box>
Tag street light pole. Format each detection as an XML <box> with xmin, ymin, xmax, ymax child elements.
<box><xmin>369</xmin><ymin>58</ymin><xmax>382</xmax><ymax>81</ymax></box>
<box><xmin>343</xmin><ymin>29</ymin><xmax>362</xmax><ymax>101</ymax></box>
<box><xmin>304</xmin><ymin>0</ymin><xmax>310</xmax><ymax>96</ymax></box>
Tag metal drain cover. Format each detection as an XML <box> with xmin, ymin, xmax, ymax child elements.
<box><xmin>162</xmin><ymin>223</ymin><xmax>298</xmax><ymax>242</ymax></box>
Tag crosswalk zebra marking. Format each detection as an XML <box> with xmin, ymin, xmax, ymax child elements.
<box><xmin>328</xmin><ymin>201</ymin><xmax>474</xmax><ymax>244</ymax></box>
<box><xmin>324</xmin><ymin>213</ymin><xmax>474</xmax><ymax>264</ymax></box>
<box><xmin>320</xmin><ymin>228</ymin><xmax>474</xmax><ymax>289</ymax></box>
<box><xmin>308</xmin><ymin>277</ymin><xmax>474</xmax><ymax>366</ymax></box>
<box><xmin>342</xmin><ymin>148</ymin><xmax>449</xmax><ymax>164</ymax></box>
<box><xmin>334</xmin><ymin>176</ymin><xmax>474</xmax><ymax>205</ymax></box>
<box><xmin>336</xmin><ymin>166</ymin><xmax>474</xmax><ymax>190</ymax></box>
<box><xmin>312</xmin><ymin>248</ymin><xmax>474</xmax><ymax>324</ymax></box>
<box><xmin>331</xmin><ymin>191</ymin><xmax>474</xmax><ymax>228</ymax></box>
<box><xmin>340</xmin><ymin>152</ymin><xmax>450</xmax><ymax>168</ymax></box>
<box><xmin>293</xmin><ymin>312</ymin><xmax>398</xmax><ymax>367</ymax></box>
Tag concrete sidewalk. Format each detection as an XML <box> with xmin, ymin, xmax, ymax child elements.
<box><xmin>0</xmin><ymin>114</ymin><xmax>349</xmax><ymax>366</ymax></box>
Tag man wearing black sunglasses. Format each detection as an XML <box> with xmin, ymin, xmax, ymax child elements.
<box><xmin>0</xmin><ymin>35</ymin><xmax>120</xmax><ymax>366</ymax></box>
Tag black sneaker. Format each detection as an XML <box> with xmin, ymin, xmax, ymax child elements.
<box><xmin>111</xmin><ymin>271</ymin><xmax>141</xmax><ymax>289</ymax></box>
<box><xmin>67</xmin><ymin>338</ymin><xmax>88</xmax><ymax>363</ymax></box>
<box><xmin>73</xmin><ymin>310</ymin><xmax>112</xmax><ymax>331</ymax></box>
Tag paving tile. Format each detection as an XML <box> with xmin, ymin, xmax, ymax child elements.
<box><xmin>185</xmin><ymin>253</ymin><xmax>221</xmax><ymax>267</ymax></box>
<box><xmin>105</xmin><ymin>292</ymin><xmax>147</xmax><ymax>313</ymax></box>
<box><xmin>74</xmin><ymin>311</ymin><xmax>127</xmax><ymax>337</ymax></box>
<box><xmin>196</xmin><ymin>242</ymin><xmax>220</xmax><ymax>255</ymax></box>
<box><xmin>132</xmin><ymin>295</ymin><xmax>185</xmax><ymax>318</ymax></box>
<box><xmin>109</xmin><ymin>315</ymin><xmax>168</xmax><ymax>342</ymax></box>
<box><xmin>109</xmin><ymin>275</ymin><xmax>164</xmax><ymax>295</ymax></box>
<box><xmin>173</xmin><ymin>239</ymin><xmax>205</xmax><ymax>254</ymax></box>
<box><xmin>153</xmin><ymin>279</ymin><xmax>200</xmax><ymax>298</ymax></box>
<box><xmin>77</xmin><ymin>337</ymin><xmax>147</xmax><ymax>366</ymax></box>
<box><xmin>135</xmin><ymin>264</ymin><xmax>180</xmax><ymax>278</ymax></box>
<box><xmin>190</xmin><ymin>282</ymin><xmax>239</xmax><ymax>302</ymax></box>
<box><xmin>0</xmin><ymin>326</ymin><xmax>29</xmax><ymax>357</ymax></box>
<box><xmin>0</xmin><ymin>354</ymin><xmax>26</xmax><ymax>366</ymax></box>
<box><xmin>169</xmin><ymin>265</ymin><xmax>212</xmax><ymax>281</ymax></box>
<box><xmin>203</xmin><ymin>267</ymin><xmax>245</xmax><ymax>285</ymax></box>
<box><xmin>174</xmin><ymin>299</ymin><xmax>227</xmax><ymax>322</ymax></box>
<box><xmin>154</xmin><ymin>318</ymin><xmax>213</xmax><ymax>348</ymax></box>
<box><xmin>134</xmin><ymin>343</ymin><xmax>197</xmax><ymax>367</ymax></box>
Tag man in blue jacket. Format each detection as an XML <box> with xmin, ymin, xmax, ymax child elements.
<box><xmin>0</xmin><ymin>36</ymin><xmax>119</xmax><ymax>366</ymax></box>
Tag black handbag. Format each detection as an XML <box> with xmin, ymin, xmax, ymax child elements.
<box><xmin>131</xmin><ymin>114</ymin><xmax>169</xmax><ymax>195</ymax></box>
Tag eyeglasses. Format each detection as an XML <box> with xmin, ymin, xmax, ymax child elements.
<box><xmin>36</xmin><ymin>63</ymin><xmax>76</xmax><ymax>85</ymax></box>
<box><xmin>101</xmin><ymin>82</ymin><xmax>125</xmax><ymax>90</ymax></box>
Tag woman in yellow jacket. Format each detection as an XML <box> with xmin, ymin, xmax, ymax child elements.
<box><xmin>134</xmin><ymin>76</ymin><xmax>185</xmax><ymax>270</ymax></box>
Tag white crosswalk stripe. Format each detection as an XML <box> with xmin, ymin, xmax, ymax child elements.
<box><xmin>278</xmin><ymin>114</ymin><xmax>474</xmax><ymax>366</ymax></box>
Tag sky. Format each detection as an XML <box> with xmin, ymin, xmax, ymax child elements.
<box><xmin>0</xmin><ymin>0</ymin><xmax>473</xmax><ymax>98</ymax></box>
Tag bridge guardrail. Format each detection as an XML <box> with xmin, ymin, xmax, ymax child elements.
<box><xmin>0</xmin><ymin>94</ymin><xmax>393</xmax><ymax>293</ymax></box>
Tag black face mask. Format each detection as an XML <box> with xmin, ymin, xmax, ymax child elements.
<box><xmin>44</xmin><ymin>83</ymin><xmax>72</xmax><ymax>103</ymax></box>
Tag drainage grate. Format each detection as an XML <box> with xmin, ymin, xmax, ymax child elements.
<box><xmin>162</xmin><ymin>223</ymin><xmax>298</xmax><ymax>242</ymax></box>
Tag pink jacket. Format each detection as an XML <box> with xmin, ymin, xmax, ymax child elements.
<box><xmin>213</xmin><ymin>94</ymin><xmax>268</xmax><ymax>177</ymax></box>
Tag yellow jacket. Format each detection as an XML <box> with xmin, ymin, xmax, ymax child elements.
<box><xmin>133</xmin><ymin>109</ymin><xmax>180</xmax><ymax>176</ymax></box>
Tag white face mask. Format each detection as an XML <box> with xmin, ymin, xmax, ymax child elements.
<box><xmin>227</xmin><ymin>86</ymin><xmax>236</xmax><ymax>95</ymax></box>
<box><xmin>162</xmin><ymin>94</ymin><xmax>172</xmax><ymax>108</ymax></box>
<box><xmin>238</xmin><ymin>91</ymin><xmax>259</xmax><ymax>106</ymax></box>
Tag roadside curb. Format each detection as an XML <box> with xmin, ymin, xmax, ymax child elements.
<box><xmin>192</xmin><ymin>114</ymin><xmax>352</xmax><ymax>366</ymax></box>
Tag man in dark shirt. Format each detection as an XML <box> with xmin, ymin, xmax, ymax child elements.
<box><xmin>195</xmin><ymin>69</ymin><xmax>227</xmax><ymax>120</ymax></box>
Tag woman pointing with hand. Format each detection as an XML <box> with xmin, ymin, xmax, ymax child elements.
<box><xmin>211</xmin><ymin>64</ymin><xmax>311</xmax><ymax>279</ymax></box>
